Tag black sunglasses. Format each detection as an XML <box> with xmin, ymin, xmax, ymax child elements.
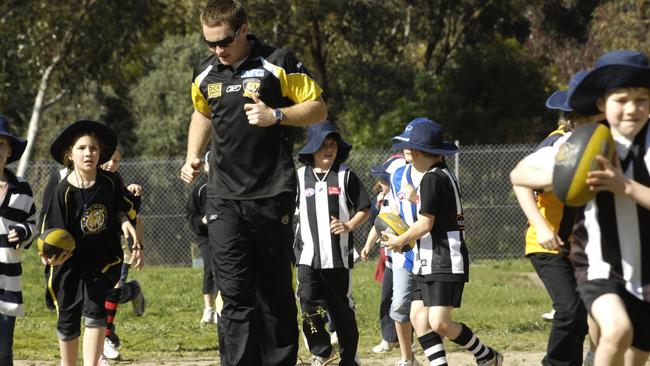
<box><xmin>204</xmin><ymin>28</ymin><xmax>241</xmax><ymax>49</ymax></box>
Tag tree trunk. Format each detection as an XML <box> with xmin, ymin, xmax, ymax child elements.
<box><xmin>17</xmin><ymin>55</ymin><xmax>60</xmax><ymax>176</ymax></box>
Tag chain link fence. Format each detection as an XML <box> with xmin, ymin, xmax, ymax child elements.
<box><xmin>21</xmin><ymin>144</ymin><xmax>536</xmax><ymax>266</ymax></box>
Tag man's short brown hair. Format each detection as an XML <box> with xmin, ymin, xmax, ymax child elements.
<box><xmin>200</xmin><ymin>0</ymin><xmax>247</xmax><ymax>30</ymax></box>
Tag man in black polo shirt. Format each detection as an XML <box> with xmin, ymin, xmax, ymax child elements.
<box><xmin>180</xmin><ymin>1</ymin><xmax>327</xmax><ymax>365</ymax></box>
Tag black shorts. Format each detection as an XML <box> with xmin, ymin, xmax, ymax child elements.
<box><xmin>577</xmin><ymin>279</ymin><xmax>650</xmax><ymax>351</ymax></box>
<box><xmin>412</xmin><ymin>278</ymin><xmax>464</xmax><ymax>308</ymax></box>
<box><xmin>47</xmin><ymin>254</ymin><xmax>122</xmax><ymax>340</ymax></box>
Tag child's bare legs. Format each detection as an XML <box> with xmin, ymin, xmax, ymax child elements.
<box><xmin>624</xmin><ymin>348</ymin><xmax>650</xmax><ymax>366</ymax></box>
<box><xmin>204</xmin><ymin>293</ymin><xmax>215</xmax><ymax>309</ymax></box>
<box><xmin>395</xmin><ymin>321</ymin><xmax>414</xmax><ymax>360</ymax></box>
<box><xmin>58</xmin><ymin>338</ymin><xmax>78</xmax><ymax>366</ymax></box>
<box><xmin>591</xmin><ymin>294</ymin><xmax>632</xmax><ymax>366</ymax></box>
<box><xmin>410</xmin><ymin>300</ymin><xmax>447</xmax><ymax>365</ymax></box>
<box><xmin>429</xmin><ymin>305</ymin><xmax>501</xmax><ymax>364</ymax></box>
<box><xmin>427</xmin><ymin>306</ymin><xmax>461</xmax><ymax>339</ymax></box>
<box><xmin>83</xmin><ymin>326</ymin><xmax>105</xmax><ymax>366</ymax></box>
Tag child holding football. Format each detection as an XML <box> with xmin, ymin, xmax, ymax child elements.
<box><xmin>510</xmin><ymin>50</ymin><xmax>650</xmax><ymax>366</ymax></box>
<box><xmin>294</xmin><ymin>120</ymin><xmax>370</xmax><ymax>366</ymax></box>
<box><xmin>41</xmin><ymin>120</ymin><xmax>140</xmax><ymax>366</ymax></box>
<box><xmin>382</xmin><ymin>121</ymin><xmax>503</xmax><ymax>366</ymax></box>
<box><xmin>0</xmin><ymin>115</ymin><xmax>37</xmax><ymax>366</ymax></box>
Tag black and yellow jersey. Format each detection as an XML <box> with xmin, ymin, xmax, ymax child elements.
<box><xmin>525</xmin><ymin>128</ymin><xmax>577</xmax><ymax>255</ymax></box>
<box><xmin>192</xmin><ymin>35</ymin><xmax>323</xmax><ymax>200</ymax></box>
<box><xmin>42</xmin><ymin>169</ymin><xmax>134</xmax><ymax>264</ymax></box>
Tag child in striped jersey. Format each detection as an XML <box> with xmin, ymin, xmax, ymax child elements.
<box><xmin>364</xmin><ymin>117</ymin><xmax>433</xmax><ymax>366</ymax></box>
<box><xmin>294</xmin><ymin>121</ymin><xmax>370</xmax><ymax>366</ymax></box>
<box><xmin>511</xmin><ymin>50</ymin><xmax>650</xmax><ymax>366</ymax></box>
<box><xmin>0</xmin><ymin>116</ymin><xmax>37</xmax><ymax>366</ymax></box>
<box><xmin>383</xmin><ymin>121</ymin><xmax>503</xmax><ymax>366</ymax></box>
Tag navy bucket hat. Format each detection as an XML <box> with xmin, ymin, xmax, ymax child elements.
<box><xmin>50</xmin><ymin>119</ymin><xmax>118</xmax><ymax>166</ymax></box>
<box><xmin>392</xmin><ymin>121</ymin><xmax>458</xmax><ymax>156</ymax></box>
<box><xmin>545</xmin><ymin>70</ymin><xmax>588</xmax><ymax>112</ymax></box>
<box><xmin>298</xmin><ymin>120</ymin><xmax>352</xmax><ymax>165</ymax></box>
<box><xmin>392</xmin><ymin>117</ymin><xmax>434</xmax><ymax>148</ymax></box>
<box><xmin>568</xmin><ymin>50</ymin><xmax>650</xmax><ymax>115</ymax></box>
<box><xmin>0</xmin><ymin>115</ymin><xmax>27</xmax><ymax>164</ymax></box>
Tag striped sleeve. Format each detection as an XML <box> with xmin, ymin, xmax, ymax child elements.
<box><xmin>261</xmin><ymin>50</ymin><xmax>323</xmax><ymax>103</ymax></box>
<box><xmin>192</xmin><ymin>63</ymin><xmax>213</xmax><ymax>116</ymax></box>
<box><xmin>3</xmin><ymin>180</ymin><xmax>37</xmax><ymax>249</ymax></box>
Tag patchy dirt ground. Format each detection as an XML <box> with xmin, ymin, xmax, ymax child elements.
<box><xmin>16</xmin><ymin>351</ymin><xmax>548</xmax><ymax>365</ymax></box>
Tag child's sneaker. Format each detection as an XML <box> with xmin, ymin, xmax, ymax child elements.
<box><xmin>201</xmin><ymin>307</ymin><xmax>214</xmax><ymax>324</ymax></box>
<box><xmin>330</xmin><ymin>331</ymin><xmax>338</xmax><ymax>346</ymax></box>
<box><xmin>395</xmin><ymin>358</ymin><xmax>420</xmax><ymax>366</ymax></box>
<box><xmin>130</xmin><ymin>280</ymin><xmax>145</xmax><ymax>316</ymax></box>
<box><xmin>102</xmin><ymin>334</ymin><xmax>120</xmax><ymax>360</ymax></box>
<box><xmin>478</xmin><ymin>350</ymin><xmax>503</xmax><ymax>366</ymax></box>
<box><xmin>310</xmin><ymin>352</ymin><xmax>338</xmax><ymax>366</ymax></box>
<box><xmin>541</xmin><ymin>309</ymin><xmax>555</xmax><ymax>321</ymax></box>
<box><xmin>97</xmin><ymin>355</ymin><xmax>111</xmax><ymax>366</ymax></box>
<box><xmin>372</xmin><ymin>339</ymin><xmax>398</xmax><ymax>353</ymax></box>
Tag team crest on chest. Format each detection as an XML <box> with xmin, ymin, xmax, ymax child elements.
<box><xmin>81</xmin><ymin>203</ymin><xmax>107</xmax><ymax>235</ymax></box>
<box><xmin>207</xmin><ymin>83</ymin><xmax>222</xmax><ymax>99</ymax></box>
<box><xmin>242</xmin><ymin>78</ymin><xmax>261</xmax><ymax>98</ymax></box>
<box><xmin>304</xmin><ymin>188</ymin><xmax>315</xmax><ymax>197</ymax></box>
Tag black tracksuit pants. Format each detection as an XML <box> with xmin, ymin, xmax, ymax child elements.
<box><xmin>207</xmin><ymin>193</ymin><xmax>298</xmax><ymax>366</ymax></box>
<box><xmin>297</xmin><ymin>265</ymin><xmax>359</xmax><ymax>366</ymax></box>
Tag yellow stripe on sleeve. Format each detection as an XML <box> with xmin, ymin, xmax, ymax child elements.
<box><xmin>192</xmin><ymin>82</ymin><xmax>212</xmax><ymax>115</ymax></box>
<box><xmin>192</xmin><ymin>65</ymin><xmax>213</xmax><ymax>115</ymax></box>
<box><xmin>261</xmin><ymin>57</ymin><xmax>323</xmax><ymax>103</ymax></box>
<box><xmin>283</xmin><ymin>73</ymin><xmax>323</xmax><ymax>103</ymax></box>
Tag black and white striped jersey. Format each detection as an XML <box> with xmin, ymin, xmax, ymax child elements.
<box><xmin>0</xmin><ymin>169</ymin><xmax>37</xmax><ymax>317</ymax></box>
<box><xmin>415</xmin><ymin>162</ymin><xmax>469</xmax><ymax>282</ymax></box>
<box><xmin>572</xmin><ymin>122</ymin><xmax>650</xmax><ymax>302</ymax></box>
<box><xmin>295</xmin><ymin>165</ymin><xmax>370</xmax><ymax>269</ymax></box>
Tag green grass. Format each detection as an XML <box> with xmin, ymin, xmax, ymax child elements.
<box><xmin>15</xmin><ymin>249</ymin><xmax>551</xmax><ymax>362</ymax></box>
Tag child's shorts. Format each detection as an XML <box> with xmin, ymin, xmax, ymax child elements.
<box><xmin>47</xmin><ymin>254</ymin><xmax>122</xmax><ymax>340</ymax></box>
<box><xmin>577</xmin><ymin>278</ymin><xmax>650</xmax><ymax>351</ymax></box>
<box><xmin>412</xmin><ymin>278</ymin><xmax>464</xmax><ymax>308</ymax></box>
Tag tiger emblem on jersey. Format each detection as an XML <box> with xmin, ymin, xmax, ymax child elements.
<box><xmin>242</xmin><ymin>78</ymin><xmax>261</xmax><ymax>98</ymax></box>
<box><xmin>81</xmin><ymin>203</ymin><xmax>107</xmax><ymax>234</ymax></box>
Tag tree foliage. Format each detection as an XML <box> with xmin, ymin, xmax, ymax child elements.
<box><xmin>1</xmin><ymin>0</ymin><xmax>648</xmax><ymax>159</ymax></box>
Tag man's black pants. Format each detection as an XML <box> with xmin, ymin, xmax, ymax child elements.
<box><xmin>208</xmin><ymin>192</ymin><xmax>298</xmax><ymax>366</ymax></box>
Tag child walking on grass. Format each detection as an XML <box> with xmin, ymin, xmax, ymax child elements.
<box><xmin>41</xmin><ymin>120</ymin><xmax>141</xmax><ymax>366</ymax></box>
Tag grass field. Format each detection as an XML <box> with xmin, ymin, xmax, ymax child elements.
<box><xmin>14</xmin><ymin>249</ymin><xmax>552</xmax><ymax>362</ymax></box>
